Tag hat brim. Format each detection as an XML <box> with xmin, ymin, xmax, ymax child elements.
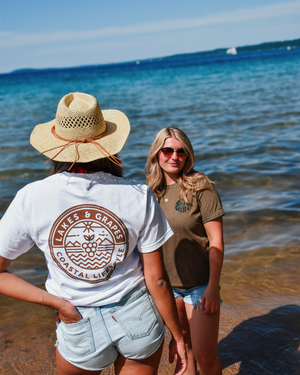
<box><xmin>30</xmin><ymin>109</ymin><xmax>130</xmax><ymax>163</ymax></box>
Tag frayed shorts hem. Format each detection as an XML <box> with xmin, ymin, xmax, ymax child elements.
<box><xmin>56</xmin><ymin>347</ymin><xmax>115</xmax><ymax>372</ymax></box>
<box><xmin>172</xmin><ymin>284</ymin><xmax>222</xmax><ymax>309</ymax></box>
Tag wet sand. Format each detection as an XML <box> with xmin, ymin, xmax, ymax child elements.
<box><xmin>1</xmin><ymin>245</ymin><xmax>299</xmax><ymax>375</ymax></box>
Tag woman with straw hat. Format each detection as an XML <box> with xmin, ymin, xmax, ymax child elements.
<box><xmin>0</xmin><ymin>93</ymin><xmax>187</xmax><ymax>375</ymax></box>
<box><xmin>145</xmin><ymin>127</ymin><xmax>225</xmax><ymax>375</ymax></box>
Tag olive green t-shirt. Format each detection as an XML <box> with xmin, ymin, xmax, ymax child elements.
<box><xmin>160</xmin><ymin>183</ymin><xmax>225</xmax><ymax>288</ymax></box>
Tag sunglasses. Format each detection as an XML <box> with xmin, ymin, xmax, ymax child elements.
<box><xmin>160</xmin><ymin>147</ymin><xmax>187</xmax><ymax>160</ymax></box>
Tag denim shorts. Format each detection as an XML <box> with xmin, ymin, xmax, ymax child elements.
<box><xmin>55</xmin><ymin>281</ymin><xmax>165</xmax><ymax>371</ymax></box>
<box><xmin>172</xmin><ymin>284</ymin><xmax>222</xmax><ymax>309</ymax></box>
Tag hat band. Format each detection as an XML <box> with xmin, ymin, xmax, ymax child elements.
<box><xmin>40</xmin><ymin>124</ymin><xmax>122</xmax><ymax>170</ymax></box>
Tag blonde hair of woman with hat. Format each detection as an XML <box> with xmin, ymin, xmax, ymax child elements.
<box><xmin>0</xmin><ymin>93</ymin><xmax>187</xmax><ymax>375</ymax></box>
<box><xmin>145</xmin><ymin>127</ymin><xmax>225</xmax><ymax>375</ymax></box>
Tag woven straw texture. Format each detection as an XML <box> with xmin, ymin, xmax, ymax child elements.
<box><xmin>30</xmin><ymin>93</ymin><xmax>130</xmax><ymax>163</ymax></box>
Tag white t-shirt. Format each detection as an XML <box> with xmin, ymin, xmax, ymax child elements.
<box><xmin>0</xmin><ymin>172</ymin><xmax>173</xmax><ymax>306</ymax></box>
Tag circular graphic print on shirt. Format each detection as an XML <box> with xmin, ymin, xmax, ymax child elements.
<box><xmin>175</xmin><ymin>199</ymin><xmax>191</xmax><ymax>213</ymax></box>
<box><xmin>49</xmin><ymin>205</ymin><xmax>128</xmax><ymax>283</ymax></box>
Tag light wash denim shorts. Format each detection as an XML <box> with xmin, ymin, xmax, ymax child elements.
<box><xmin>172</xmin><ymin>284</ymin><xmax>222</xmax><ymax>309</ymax></box>
<box><xmin>55</xmin><ymin>281</ymin><xmax>165</xmax><ymax>371</ymax></box>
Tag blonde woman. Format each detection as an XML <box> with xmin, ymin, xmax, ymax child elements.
<box><xmin>0</xmin><ymin>94</ymin><xmax>187</xmax><ymax>375</ymax></box>
<box><xmin>145</xmin><ymin>127</ymin><xmax>225</xmax><ymax>375</ymax></box>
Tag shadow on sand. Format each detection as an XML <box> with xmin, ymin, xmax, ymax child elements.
<box><xmin>218</xmin><ymin>304</ymin><xmax>300</xmax><ymax>374</ymax></box>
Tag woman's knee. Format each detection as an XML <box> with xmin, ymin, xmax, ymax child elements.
<box><xmin>194</xmin><ymin>349</ymin><xmax>220</xmax><ymax>370</ymax></box>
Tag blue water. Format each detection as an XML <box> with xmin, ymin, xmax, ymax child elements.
<box><xmin>1</xmin><ymin>47</ymin><xmax>300</xmax><ymax>262</ymax></box>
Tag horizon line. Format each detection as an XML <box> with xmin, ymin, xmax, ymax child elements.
<box><xmin>2</xmin><ymin>37</ymin><xmax>299</xmax><ymax>76</ymax></box>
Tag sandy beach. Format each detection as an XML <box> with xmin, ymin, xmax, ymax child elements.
<box><xmin>1</xmin><ymin>245</ymin><xmax>299</xmax><ymax>375</ymax></box>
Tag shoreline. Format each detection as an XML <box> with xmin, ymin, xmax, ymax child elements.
<box><xmin>1</xmin><ymin>245</ymin><xmax>299</xmax><ymax>374</ymax></box>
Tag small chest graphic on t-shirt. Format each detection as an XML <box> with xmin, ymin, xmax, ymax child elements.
<box><xmin>175</xmin><ymin>199</ymin><xmax>191</xmax><ymax>213</ymax></box>
<box><xmin>49</xmin><ymin>205</ymin><xmax>128</xmax><ymax>283</ymax></box>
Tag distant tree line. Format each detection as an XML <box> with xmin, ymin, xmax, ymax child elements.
<box><xmin>163</xmin><ymin>38</ymin><xmax>300</xmax><ymax>60</ymax></box>
<box><xmin>236</xmin><ymin>38</ymin><xmax>300</xmax><ymax>52</ymax></box>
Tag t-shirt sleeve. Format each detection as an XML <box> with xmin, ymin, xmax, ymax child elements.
<box><xmin>198</xmin><ymin>184</ymin><xmax>225</xmax><ymax>224</ymax></box>
<box><xmin>137</xmin><ymin>188</ymin><xmax>173</xmax><ymax>253</ymax></box>
<box><xmin>0</xmin><ymin>191</ymin><xmax>35</xmax><ymax>260</ymax></box>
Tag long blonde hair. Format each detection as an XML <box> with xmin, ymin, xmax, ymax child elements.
<box><xmin>145</xmin><ymin>127</ymin><xmax>211</xmax><ymax>202</ymax></box>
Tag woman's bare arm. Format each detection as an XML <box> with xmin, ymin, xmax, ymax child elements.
<box><xmin>201</xmin><ymin>216</ymin><xmax>224</xmax><ymax>313</ymax></box>
<box><xmin>140</xmin><ymin>248</ymin><xmax>187</xmax><ymax>375</ymax></box>
<box><xmin>0</xmin><ymin>256</ymin><xmax>81</xmax><ymax>323</ymax></box>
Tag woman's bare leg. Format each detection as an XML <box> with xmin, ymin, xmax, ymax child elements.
<box><xmin>185</xmin><ymin>304</ymin><xmax>222</xmax><ymax>375</ymax></box>
<box><xmin>56</xmin><ymin>348</ymin><xmax>102</xmax><ymax>375</ymax></box>
<box><xmin>114</xmin><ymin>341</ymin><xmax>164</xmax><ymax>375</ymax></box>
<box><xmin>176</xmin><ymin>297</ymin><xmax>198</xmax><ymax>375</ymax></box>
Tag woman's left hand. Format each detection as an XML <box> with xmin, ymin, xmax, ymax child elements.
<box><xmin>200</xmin><ymin>286</ymin><xmax>220</xmax><ymax>314</ymax></box>
<box><xmin>54</xmin><ymin>299</ymin><xmax>82</xmax><ymax>324</ymax></box>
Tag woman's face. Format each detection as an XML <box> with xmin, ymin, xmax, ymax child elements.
<box><xmin>158</xmin><ymin>136</ymin><xmax>187</xmax><ymax>184</ymax></box>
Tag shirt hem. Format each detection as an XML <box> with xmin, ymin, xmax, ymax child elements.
<box><xmin>138</xmin><ymin>228</ymin><xmax>174</xmax><ymax>253</ymax></box>
<box><xmin>202</xmin><ymin>209</ymin><xmax>225</xmax><ymax>224</ymax></box>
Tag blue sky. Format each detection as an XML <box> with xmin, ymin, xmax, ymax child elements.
<box><xmin>0</xmin><ymin>0</ymin><xmax>299</xmax><ymax>73</ymax></box>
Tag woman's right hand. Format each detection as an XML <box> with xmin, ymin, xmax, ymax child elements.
<box><xmin>55</xmin><ymin>299</ymin><xmax>82</xmax><ymax>324</ymax></box>
<box><xmin>169</xmin><ymin>338</ymin><xmax>187</xmax><ymax>375</ymax></box>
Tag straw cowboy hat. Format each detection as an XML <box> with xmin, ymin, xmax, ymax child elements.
<box><xmin>30</xmin><ymin>92</ymin><xmax>130</xmax><ymax>166</ymax></box>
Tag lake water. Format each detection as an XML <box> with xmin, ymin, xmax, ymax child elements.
<box><xmin>1</xmin><ymin>47</ymin><xmax>300</xmax><ymax>374</ymax></box>
<box><xmin>1</xmin><ymin>47</ymin><xmax>300</xmax><ymax>260</ymax></box>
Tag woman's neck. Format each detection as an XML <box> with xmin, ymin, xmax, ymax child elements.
<box><xmin>164</xmin><ymin>172</ymin><xmax>179</xmax><ymax>186</ymax></box>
